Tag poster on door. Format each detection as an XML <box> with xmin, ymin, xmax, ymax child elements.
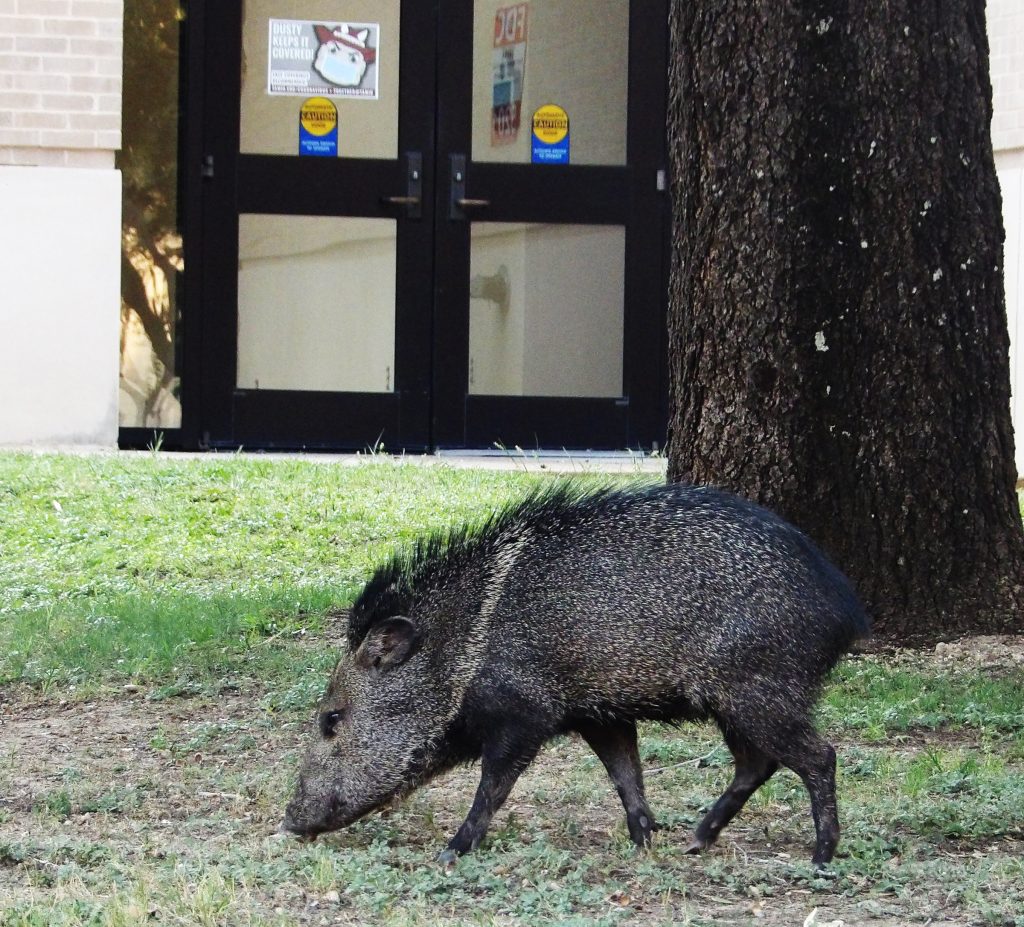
<box><xmin>267</xmin><ymin>19</ymin><xmax>380</xmax><ymax>99</ymax></box>
<box><xmin>491</xmin><ymin>4</ymin><xmax>529</xmax><ymax>146</ymax></box>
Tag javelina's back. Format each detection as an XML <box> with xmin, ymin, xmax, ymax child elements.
<box><xmin>472</xmin><ymin>483</ymin><xmax>868</xmax><ymax>719</ymax></box>
<box><xmin>288</xmin><ymin>481</ymin><xmax>869</xmax><ymax>866</ymax></box>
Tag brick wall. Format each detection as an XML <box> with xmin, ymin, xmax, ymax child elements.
<box><xmin>990</xmin><ymin>0</ymin><xmax>1024</xmax><ymax>154</ymax></box>
<box><xmin>0</xmin><ymin>0</ymin><xmax>122</xmax><ymax>168</ymax></box>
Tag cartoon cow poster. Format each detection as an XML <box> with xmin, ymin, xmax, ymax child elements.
<box><xmin>267</xmin><ymin>19</ymin><xmax>379</xmax><ymax>99</ymax></box>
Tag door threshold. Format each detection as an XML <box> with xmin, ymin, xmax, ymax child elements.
<box><xmin>436</xmin><ymin>448</ymin><xmax>652</xmax><ymax>459</ymax></box>
<box><xmin>434</xmin><ymin>447</ymin><xmax>667</xmax><ymax>473</ymax></box>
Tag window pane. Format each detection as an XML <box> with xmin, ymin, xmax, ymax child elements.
<box><xmin>240</xmin><ymin>0</ymin><xmax>400</xmax><ymax>159</ymax></box>
<box><xmin>469</xmin><ymin>223</ymin><xmax>624</xmax><ymax>397</ymax></box>
<box><xmin>237</xmin><ymin>215</ymin><xmax>397</xmax><ymax>393</ymax></box>
<box><xmin>472</xmin><ymin>0</ymin><xmax>629</xmax><ymax>166</ymax></box>
<box><xmin>118</xmin><ymin>0</ymin><xmax>184</xmax><ymax>428</ymax></box>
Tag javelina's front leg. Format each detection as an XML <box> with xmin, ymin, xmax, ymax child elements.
<box><xmin>576</xmin><ymin>719</ymin><xmax>657</xmax><ymax>848</ymax></box>
<box><xmin>437</xmin><ymin>731</ymin><xmax>542</xmax><ymax>864</ymax></box>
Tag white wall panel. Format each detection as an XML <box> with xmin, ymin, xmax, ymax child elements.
<box><xmin>0</xmin><ymin>166</ymin><xmax>121</xmax><ymax>446</ymax></box>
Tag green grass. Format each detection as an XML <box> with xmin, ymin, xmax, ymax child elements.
<box><xmin>0</xmin><ymin>453</ymin><xmax>593</xmax><ymax>691</ymax></box>
<box><xmin>4</xmin><ymin>718</ymin><xmax>1024</xmax><ymax>926</ymax></box>
<box><xmin>821</xmin><ymin>658</ymin><xmax>1024</xmax><ymax>738</ymax></box>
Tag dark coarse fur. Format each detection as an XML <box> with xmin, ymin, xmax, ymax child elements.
<box><xmin>285</xmin><ymin>481</ymin><xmax>870</xmax><ymax>865</ymax></box>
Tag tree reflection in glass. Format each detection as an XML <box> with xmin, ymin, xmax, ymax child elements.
<box><xmin>117</xmin><ymin>0</ymin><xmax>184</xmax><ymax>428</ymax></box>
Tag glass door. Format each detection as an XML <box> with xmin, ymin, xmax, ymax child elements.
<box><xmin>431</xmin><ymin>0</ymin><xmax>668</xmax><ymax>450</ymax></box>
<box><xmin>198</xmin><ymin>1</ymin><xmax>667</xmax><ymax>451</ymax></box>
<box><xmin>200</xmin><ymin>1</ymin><xmax>436</xmax><ymax>450</ymax></box>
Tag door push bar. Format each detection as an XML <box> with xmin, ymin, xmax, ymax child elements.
<box><xmin>380</xmin><ymin>151</ymin><xmax>423</xmax><ymax>219</ymax></box>
<box><xmin>449</xmin><ymin>154</ymin><xmax>490</xmax><ymax>220</ymax></box>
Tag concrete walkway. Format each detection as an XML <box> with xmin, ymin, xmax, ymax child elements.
<box><xmin>7</xmin><ymin>445</ymin><xmax>668</xmax><ymax>475</ymax></box>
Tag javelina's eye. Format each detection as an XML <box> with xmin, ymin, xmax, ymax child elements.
<box><xmin>319</xmin><ymin>708</ymin><xmax>347</xmax><ymax>739</ymax></box>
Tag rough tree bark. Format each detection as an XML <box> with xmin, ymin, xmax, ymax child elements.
<box><xmin>666</xmin><ymin>0</ymin><xmax>1024</xmax><ymax>641</ymax></box>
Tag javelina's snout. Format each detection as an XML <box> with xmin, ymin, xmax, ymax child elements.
<box><xmin>280</xmin><ymin>817</ymin><xmax>318</xmax><ymax>843</ymax></box>
<box><xmin>282</xmin><ymin>788</ymin><xmax>350</xmax><ymax>840</ymax></box>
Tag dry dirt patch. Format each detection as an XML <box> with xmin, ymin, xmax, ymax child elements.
<box><xmin>874</xmin><ymin>634</ymin><xmax>1024</xmax><ymax>674</ymax></box>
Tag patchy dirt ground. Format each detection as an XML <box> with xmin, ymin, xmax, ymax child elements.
<box><xmin>2</xmin><ymin>640</ymin><xmax>1023</xmax><ymax>926</ymax></box>
<box><xmin>887</xmin><ymin>634</ymin><xmax>1024</xmax><ymax>674</ymax></box>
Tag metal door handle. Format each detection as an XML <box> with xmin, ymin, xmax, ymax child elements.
<box><xmin>382</xmin><ymin>153</ymin><xmax>422</xmax><ymax>218</ymax></box>
<box><xmin>450</xmin><ymin>154</ymin><xmax>490</xmax><ymax>220</ymax></box>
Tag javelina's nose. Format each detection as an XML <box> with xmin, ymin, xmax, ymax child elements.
<box><xmin>281</xmin><ymin>811</ymin><xmax>319</xmax><ymax>842</ymax></box>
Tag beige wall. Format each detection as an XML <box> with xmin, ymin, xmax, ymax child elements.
<box><xmin>237</xmin><ymin>215</ymin><xmax>397</xmax><ymax>393</ymax></box>
<box><xmin>991</xmin><ymin>1</ymin><xmax>1024</xmax><ymax>474</ymax></box>
<box><xmin>0</xmin><ymin>166</ymin><xmax>121</xmax><ymax>445</ymax></box>
<box><xmin>990</xmin><ymin>0</ymin><xmax>1024</xmax><ymax>155</ymax></box>
<box><xmin>469</xmin><ymin>226</ymin><xmax>528</xmax><ymax>395</ymax></box>
<box><xmin>0</xmin><ymin>1</ymin><xmax>122</xmax><ymax>446</ymax></box>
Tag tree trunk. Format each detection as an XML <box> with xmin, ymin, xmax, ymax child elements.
<box><xmin>666</xmin><ymin>0</ymin><xmax>1024</xmax><ymax>641</ymax></box>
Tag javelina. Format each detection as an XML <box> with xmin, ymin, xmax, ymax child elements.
<box><xmin>284</xmin><ymin>482</ymin><xmax>869</xmax><ymax>864</ymax></box>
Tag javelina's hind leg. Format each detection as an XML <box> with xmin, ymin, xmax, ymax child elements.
<box><xmin>686</xmin><ymin>731</ymin><xmax>778</xmax><ymax>854</ymax></box>
<box><xmin>438</xmin><ymin>729</ymin><xmax>542</xmax><ymax>864</ymax></box>
<box><xmin>771</xmin><ymin>725</ymin><xmax>840</xmax><ymax>865</ymax></box>
<box><xmin>576</xmin><ymin>719</ymin><xmax>657</xmax><ymax>848</ymax></box>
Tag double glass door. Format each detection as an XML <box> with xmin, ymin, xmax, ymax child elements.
<box><xmin>198</xmin><ymin>1</ymin><xmax>668</xmax><ymax>451</ymax></box>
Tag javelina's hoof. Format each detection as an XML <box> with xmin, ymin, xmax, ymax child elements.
<box><xmin>627</xmin><ymin>813</ymin><xmax>656</xmax><ymax>849</ymax></box>
<box><xmin>436</xmin><ymin>848</ymin><xmax>459</xmax><ymax>867</ymax></box>
<box><xmin>684</xmin><ymin>836</ymin><xmax>709</xmax><ymax>855</ymax></box>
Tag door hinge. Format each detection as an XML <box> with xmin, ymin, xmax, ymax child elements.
<box><xmin>201</xmin><ymin>154</ymin><xmax>214</xmax><ymax>179</ymax></box>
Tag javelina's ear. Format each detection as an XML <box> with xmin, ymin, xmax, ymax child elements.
<box><xmin>353</xmin><ymin>617</ymin><xmax>420</xmax><ymax>672</ymax></box>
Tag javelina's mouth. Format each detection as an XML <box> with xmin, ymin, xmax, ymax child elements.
<box><xmin>281</xmin><ymin>815</ymin><xmax>323</xmax><ymax>841</ymax></box>
<box><xmin>283</xmin><ymin>793</ymin><xmax>367</xmax><ymax>840</ymax></box>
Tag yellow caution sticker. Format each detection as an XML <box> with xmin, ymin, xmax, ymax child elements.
<box><xmin>532</xmin><ymin>103</ymin><xmax>569</xmax><ymax>145</ymax></box>
<box><xmin>300</xmin><ymin>97</ymin><xmax>338</xmax><ymax>136</ymax></box>
<box><xmin>531</xmin><ymin>104</ymin><xmax>569</xmax><ymax>164</ymax></box>
<box><xmin>299</xmin><ymin>97</ymin><xmax>338</xmax><ymax>156</ymax></box>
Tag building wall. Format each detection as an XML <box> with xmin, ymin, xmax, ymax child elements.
<box><xmin>0</xmin><ymin>0</ymin><xmax>122</xmax><ymax>446</ymax></box>
<box><xmin>990</xmin><ymin>0</ymin><xmax>1024</xmax><ymax>155</ymax></box>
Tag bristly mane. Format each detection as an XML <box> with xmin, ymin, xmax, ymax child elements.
<box><xmin>346</xmin><ymin>479</ymin><xmax>639</xmax><ymax>646</ymax></box>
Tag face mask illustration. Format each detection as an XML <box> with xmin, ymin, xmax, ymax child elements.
<box><xmin>312</xmin><ymin>24</ymin><xmax>376</xmax><ymax>88</ymax></box>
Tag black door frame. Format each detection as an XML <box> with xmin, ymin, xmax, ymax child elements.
<box><xmin>124</xmin><ymin>1</ymin><xmax>670</xmax><ymax>452</ymax></box>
